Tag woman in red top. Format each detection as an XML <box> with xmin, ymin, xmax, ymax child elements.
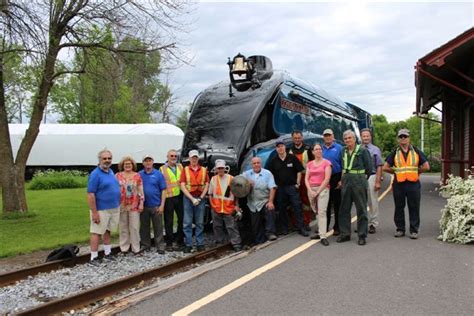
<box><xmin>305</xmin><ymin>143</ymin><xmax>332</xmax><ymax>246</ymax></box>
<box><xmin>116</xmin><ymin>156</ymin><xmax>144</xmax><ymax>255</ymax></box>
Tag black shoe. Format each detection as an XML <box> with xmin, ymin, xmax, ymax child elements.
<box><xmin>320</xmin><ymin>238</ymin><xmax>329</xmax><ymax>246</ymax></box>
<box><xmin>196</xmin><ymin>245</ymin><xmax>205</xmax><ymax>252</ymax></box>
<box><xmin>299</xmin><ymin>229</ymin><xmax>309</xmax><ymax>237</ymax></box>
<box><xmin>333</xmin><ymin>230</ymin><xmax>340</xmax><ymax>236</ymax></box>
<box><xmin>394</xmin><ymin>231</ymin><xmax>405</xmax><ymax>238</ymax></box>
<box><xmin>304</xmin><ymin>225</ymin><xmax>311</xmax><ymax>232</ymax></box>
<box><xmin>89</xmin><ymin>257</ymin><xmax>101</xmax><ymax>266</ymax></box>
<box><xmin>140</xmin><ymin>247</ymin><xmax>151</xmax><ymax>253</ymax></box>
<box><xmin>173</xmin><ymin>243</ymin><xmax>185</xmax><ymax>251</ymax></box>
<box><xmin>336</xmin><ymin>236</ymin><xmax>350</xmax><ymax>243</ymax></box>
<box><xmin>103</xmin><ymin>254</ymin><xmax>117</xmax><ymax>262</ymax></box>
<box><xmin>157</xmin><ymin>249</ymin><xmax>165</xmax><ymax>254</ymax></box>
<box><xmin>233</xmin><ymin>245</ymin><xmax>242</xmax><ymax>252</ymax></box>
<box><xmin>183</xmin><ymin>246</ymin><xmax>192</xmax><ymax>253</ymax></box>
<box><xmin>310</xmin><ymin>234</ymin><xmax>320</xmax><ymax>240</ymax></box>
<box><xmin>358</xmin><ymin>237</ymin><xmax>366</xmax><ymax>246</ymax></box>
<box><xmin>165</xmin><ymin>244</ymin><xmax>173</xmax><ymax>252</ymax></box>
<box><xmin>369</xmin><ymin>225</ymin><xmax>376</xmax><ymax>234</ymax></box>
<box><xmin>267</xmin><ymin>234</ymin><xmax>277</xmax><ymax>241</ymax></box>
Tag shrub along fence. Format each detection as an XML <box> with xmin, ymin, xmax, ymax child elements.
<box><xmin>28</xmin><ymin>170</ymin><xmax>89</xmax><ymax>190</ymax></box>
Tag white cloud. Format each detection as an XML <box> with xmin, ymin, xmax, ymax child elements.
<box><xmin>170</xmin><ymin>2</ymin><xmax>473</xmax><ymax>122</ymax></box>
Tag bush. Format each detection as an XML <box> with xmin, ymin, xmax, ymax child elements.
<box><xmin>438</xmin><ymin>172</ymin><xmax>474</xmax><ymax>244</ymax></box>
<box><xmin>427</xmin><ymin>153</ymin><xmax>441</xmax><ymax>173</ymax></box>
<box><xmin>28</xmin><ymin>169</ymin><xmax>88</xmax><ymax>190</ymax></box>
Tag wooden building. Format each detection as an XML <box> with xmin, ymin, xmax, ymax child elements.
<box><xmin>415</xmin><ymin>27</ymin><xmax>474</xmax><ymax>180</ymax></box>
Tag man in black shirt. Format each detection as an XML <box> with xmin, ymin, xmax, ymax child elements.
<box><xmin>268</xmin><ymin>140</ymin><xmax>309</xmax><ymax>237</ymax></box>
<box><xmin>383</xmin><ymin>128</ymin><xmax>430</xmax><ymax>239</ymax></box>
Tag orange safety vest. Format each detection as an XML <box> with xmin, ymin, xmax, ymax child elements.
<box><xmin>289</xmin><ymin>148</ymin><xmax>309</xmax><ymax>168</ymax></box>
<box><xmin>393</xmin><ymin>146</ymin><xmax>419</xmax><ymax>182</ymax></box>
<box><xmin>160</xmin><ymin>163</ymin><xmax>183</xmax><ymax>197</ymax></box>
<box><xmin>209</xmin><ymin>174</ymin><xmax>235</xmax><ymax>214</ymax></box>
<box><xmin>184</xmin><ymin>166</ymin><xmax>207</xmax><ymax>192</ymax></box>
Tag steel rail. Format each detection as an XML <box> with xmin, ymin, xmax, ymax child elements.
<box><xmin>0</xmin><ymin>247</ymin><xmax>121</xmax><ymax>287</ymax></box>
<box><xmin>16</xmin><ymin>243</ymin><xmax>232</xmax><ymax>316</ymax></box>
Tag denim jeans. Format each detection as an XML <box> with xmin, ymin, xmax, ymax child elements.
<box><xmin>183</xmin><ymin>196</ymin><xmax>205</xmax><ymax>247</ymax></box>
<box><xmin>393</xmin><ymin>181</ymin><xmax>421</xmax><ymax>233</ymax></box>
<box><xmin>276</xmin><ymin>185</ymin><xmax>304</xmax><ymax>233</ymax></box>
<box><xmin>250</xmin><ymin>205</ymin><xmax>276</xmax><ymax>244</ymax></box>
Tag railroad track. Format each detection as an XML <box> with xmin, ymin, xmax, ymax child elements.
<box><xmin>0</xmin><ymin>247</ymin><xmax>121</xmax><ymax>287</ymax></box>
<box><xmin>12</xmin><ymin>243</ymin><xmax>232</xmax><ymax>315</ymax></box>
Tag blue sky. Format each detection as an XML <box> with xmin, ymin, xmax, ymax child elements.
<box><xmin>168</xmin><ymin>1</ymin><xmax>473</xmax><ymax>122</ymax></box>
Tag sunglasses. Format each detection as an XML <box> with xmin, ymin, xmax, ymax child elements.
<box><xmin>169</xmin><ymin>155</ymin><xmax>177</xmax><ymax>158</ymax></box>
<box><xmin>398</xmin><ymin>135</ymin><xmax>408</xmax><ymax>139</ymax></box>
<box><xmin>102</xmin><ymin>157</ymin><xmax>112</xmax><ymax>160</ymax></box>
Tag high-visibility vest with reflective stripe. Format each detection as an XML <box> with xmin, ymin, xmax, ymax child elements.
<box><xmin>393</xmin><ymin>146</ymin><xmax>419</xmax><ymax>182</ymax></box>
<box><xmin>184</xmin><ymin>166</ymin><xmax>207</xmax><ymax>192</ymax></box>
<box><xmin>160</xmin><ymin>164</ymin><xmax>183</xmax><ymax>197</ymax></box>
<box><xmin>343</xmin><ymin>145</ymin><xmax>365</xmax><ymax>174</ymax></box>
<box><xmin>209</xmin><ymin>174</ymin><xmax>235</xmax><ymax>214</ymax></box>
<box><xmin>289</xmin><ymin>148</ymin><xmax>309</xmax><ymax>168</ymax></box>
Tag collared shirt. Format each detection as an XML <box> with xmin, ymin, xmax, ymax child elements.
<box><xmin>139</xmin><ymin>168</ymin><xmax>167</xmax><ymax>208</ymax></box>
<box><xmin>268</xmin><ymin>153</ymin><xmax>304</xmax><ymax>186</ymax></box>
<box><xmin>363</xmin><ymin>143</ymin><xmax>384</xmax><ymax>174</ymax></box>
<box><xmin>87</xmin><ymin>167</ymin><xmax>121</xmax><ymax>211</ymax></box>
<box><xmin>340</xmin><ymin>145</ymin><xmax>372</xmax><ymax>178</ymax></box>
<box><xmin>242</xmin><ymin>168</ymin><xmax>276</xmax><ymax>212</ymax></box>
<box><xmin>322</xmin><ymin>142</ymin><xmax>343</xmax><ymax>174</ymax></box>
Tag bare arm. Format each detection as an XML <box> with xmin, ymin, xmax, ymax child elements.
<box><xmin>375</xmin><ymin>165</ymin><xmax>383</xmax><ymax>191</ymax></box>
<box><xmin>304</xmin><ymin>166</ymin><xmax>311</xmax><ymax>190</ymax></box>
<box><xmin>157</xmin><ymin>190</ymin><xmax>166</xmax><ymax>214</ymax></box>
<box><xmin>87</xmin><ymin>193</ymin><xmax>100</xmax><ymax>223</ymax></box>
<box><xmin>383</xmin><ymin>162</ymin><xmax>394</xmax><ymax>174</ymax></box>
<box><xmin>267</xmin><ymin>187</ymin><xmax>276</xmax><ymax>210</ymax></box>
<box><xmin>181</xmin><ymin>182</ymin><xmax>195</xmax><ymax>201</ymax></box>
<box><xmin>419</xmin><ymin>161</ymin><xmax>430</xmax><ymax>173</ymax></box>
<box><xmin>318</xmin><ymin>165</ymin><xmax>332</xmax><ymax>194</ymax></box>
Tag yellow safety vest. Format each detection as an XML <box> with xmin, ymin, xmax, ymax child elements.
<box><xmin>289</xmin><ymin>148</ymin><xmax>309</xmax><ymax>168</ymax></box>
<box><xmin>343</xmin><ymin>145</ymin><xmax>365</xmax><ymax>174</ymax></box>
<box><xmin>160</xmin><ymin>164</ymin><xmax>183</xmax><ymax>197</ymax></box>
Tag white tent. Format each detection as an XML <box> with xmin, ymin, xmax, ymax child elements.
<box><xmin>9</xmin><ymin>124</ymin><xmax>184</xmax><ymax>166</ymax></box>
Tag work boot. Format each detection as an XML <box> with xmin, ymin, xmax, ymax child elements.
<box><xmin>336</xmin><ymin>235</ymin><xmax>350</xmax><ymax>243</ymax></box>
<box><xmin>267</xmin><ymin>234</ymin><xmax>277</xmax><ymax>241</ymax></box>
<box><xmin>358</xmin><ymin>237</ymin><xmax>366</xmax><ymax>246</ymax></box>
<box><xmin>394</xmin><ymin>231</ymin><xmax>405</xmax><ymax>238</ymax></box>
<box><xmin>298</xmin><ymin>229</ymin><xmax>309</xmax><ymax>237</ymax></box>
<box><xmin>183</xmin><ymin>246</ymin><xmax>192</xmax><ymax>253</ymax></box>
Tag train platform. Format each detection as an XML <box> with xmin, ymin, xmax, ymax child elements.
<box><xmin>120</xmin><ymin>174</ymin><xmax>473</xmax><ymax>315</ymax></box>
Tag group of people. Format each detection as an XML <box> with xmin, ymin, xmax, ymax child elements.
<box><xmin>86</xmin><ymin>127</ymin><xmax>429</xmax><ymax>264</ymax></box>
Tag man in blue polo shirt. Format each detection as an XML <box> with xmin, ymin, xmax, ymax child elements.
<box><xmin>139</xmin><ymin>154</ymin><xmax>167</xmax><ymax>254</ymax></box>
<box><xmin>322</xmin><ymin>128</ymin><xmax>343</xmax><ymax>236</ymax></box>
<box><xmin>87</xmin><ymin>149</ymin><xmax>121</xmax><ymax>266</ymax></box>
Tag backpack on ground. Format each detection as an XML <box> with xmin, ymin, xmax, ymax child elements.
<box><xmin>45</xmin><ymin>244</ymin><xmax>80</xmax><ymax>262</ymax></box>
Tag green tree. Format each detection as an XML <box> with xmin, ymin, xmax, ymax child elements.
<box><xmin>0</xmin><ymin>0</ymin><xmax>189</xmax><ymax>214</ymax></box>
<box><xmin>372</xmin><ymin>114</ymin><xmax>397</xmax><ymax>157</ymax></box>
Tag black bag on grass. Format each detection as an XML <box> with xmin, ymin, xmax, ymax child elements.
<box><xmin>45</xmin><ymin>245</ymin><xmax>79</xmax><ymax>262</ymax></box>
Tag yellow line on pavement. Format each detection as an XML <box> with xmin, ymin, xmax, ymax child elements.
<box><xmin>172</xmin><ymin>175</ymin><xmax>394</xmax><ymax>316</ymax></box>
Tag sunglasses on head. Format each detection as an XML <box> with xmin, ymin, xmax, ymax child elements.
<box><xmin>398</xmin><ymin>135</ymin><xmax>408</xmax><ymax>139</ymax></box>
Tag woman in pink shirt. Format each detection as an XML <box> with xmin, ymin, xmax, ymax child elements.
<box><xmin>305</xmin><ymin>143</ymin><xmax>332</xmax><ymax>246</ymax></box>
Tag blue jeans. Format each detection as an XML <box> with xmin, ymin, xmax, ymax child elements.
<box><xmin>183</xmin><ymin>196</ymin><xmax>205</xmax><ymax>247</ymax></box>
<box><xmin>276</xmin><ymin>185</ymin><xmax>304</xmax><ymax>233</ymax></box>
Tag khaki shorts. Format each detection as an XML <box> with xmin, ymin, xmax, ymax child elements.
<box><xmin>90</xmin><ymin>207</ymin><xmax>120</xmax><ymax>235</ymax></box>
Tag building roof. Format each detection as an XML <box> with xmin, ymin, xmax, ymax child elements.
<box><xmin>415</xmin><ymin>27</ymin><xmax>474</xmax><ymax>113</ymax></box>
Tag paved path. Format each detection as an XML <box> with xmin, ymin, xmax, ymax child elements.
<box><xmin>122</xmin><ymin>175</ymin><xmax>473</xmax><ymax>315</ymax></box>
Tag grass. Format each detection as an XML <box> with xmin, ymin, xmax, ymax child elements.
<box><xmin>0</xmin><ymin>188</ymin><xmax>118</xmax><ymax>258</ymax></box>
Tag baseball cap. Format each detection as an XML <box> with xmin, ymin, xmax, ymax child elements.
<box><xmin>275</xmin><ymin>140</ymin><xmax>285</xmax><ymax>146</ymax></box>
<box><xmin>397</xmin><ymin>128</ymin><xmax>410</xmax><ymax>137</ymax></box>
<box><xmin>188</xmin><ymin>149</ymin><xmax>199</xmax><ymax>157</ymax></box>
<box><xmin>215</xmin><ymin>159</ymin><xmax>227</xmax><ymax>169</ymax></box>
<box><xmin>323</xmin><ymin>129</ymin><xmax>334</xmax><ymax>135</ymax></box>
<box><xmin>142</xmin><ymin>154</ymin><xmax>154</xmax><ymax>162</ymax></box>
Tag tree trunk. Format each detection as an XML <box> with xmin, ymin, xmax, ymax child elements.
<box><xmin>0</xmin><ymin>35</ymin><xmax>60</xmax><ymax>214</ymax></box>
<box><xmin>0</xmin><ymin>53</ymin><xmax>28</xmax><ymax>213</ymax></box>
